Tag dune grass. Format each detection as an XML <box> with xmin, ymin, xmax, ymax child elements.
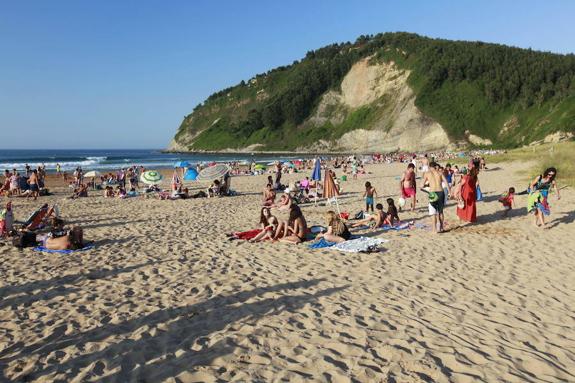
<box><xmin>486</xmin><ymin>141</ymin><xmax>575</xmax><ymax>187</ymax></box>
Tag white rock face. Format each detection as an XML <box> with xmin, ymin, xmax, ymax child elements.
<box><xmin>303</xmin><ymin>57</ymin><xmax>451</xmax><ymax>152</ymax></box>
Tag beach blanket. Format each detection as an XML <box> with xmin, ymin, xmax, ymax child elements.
<box><xmin>331</xmin><ymin>237</ymin><xmax>388</xmax><ymax>253</ymax></box>
<box><xmin>355</xmin><ymin>222</ymin><xmax>411</xmax><ymax>232</ymax></box>
<box><xmin>33</xmin><ymin>244</ymin><xmax>95</xmax><ymax>254</ymax></box>
<box><xmin>308</xmin><ymin>238</ymin><xmax>337</xmax><ymax>249</ymax></box>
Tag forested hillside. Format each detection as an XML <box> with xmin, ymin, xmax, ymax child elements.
<box><xmin>170</xmin><ymin>32</ymin><xmax>575</xmax><ymax>152</ymax></box>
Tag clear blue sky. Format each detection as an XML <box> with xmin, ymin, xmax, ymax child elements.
<box><xmin>1</xmin><ymin>0</ymin><xmax>574</xmax><ymax>149</ymax></box>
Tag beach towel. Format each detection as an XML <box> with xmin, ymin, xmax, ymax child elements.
<box><xmin>331</xmin><ymin>237</ymin><xmax>388</xmax><ymax>253</ymax></box>
<box><xmin>33</xmin><ymin>244</ymin><xmax>95</xmax><ymax>254</ymax></box>
<box><xmin>308</xmin><ymin>238</ymin><xmax>337</xmax><ymax>249</ymax></box>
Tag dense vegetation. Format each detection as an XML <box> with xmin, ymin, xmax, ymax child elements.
<box><xmin>173</xmin><ymin>32</ymin><xmax>575</xmax><ymax>151</ymax></box>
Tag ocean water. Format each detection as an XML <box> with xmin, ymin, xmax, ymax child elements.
<box><xmin>0</xmin><ymin>149</ymin><xmax>312</xmax><ymax>172</ymax></box>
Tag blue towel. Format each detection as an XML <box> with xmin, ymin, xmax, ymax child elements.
<box><xmin>33</xmin><ymin>244</ymin><xmax>95</xmax><ymax>254</ymax></box>
<box><xmin>308</xmin><ymin>238</ymin><xmax>336</xmax><ymax>249</ymax></box>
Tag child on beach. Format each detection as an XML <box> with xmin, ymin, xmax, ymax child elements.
<box><xmin>385</xmin><ymin>198</ymin><xmax>400</xmax><ymax>226</ymax></box>
<box><xmin>399</xmin><ymin>163</ymin><xmax>417</xmax><ymax>212</ymax></box>
<box><xmin>498</xmin><ymin>187</ymin><xmax>515</xmax><ymax>217</ymax></box>
<box><xmin>352</xmin><ymin>203</ymin><xmax>386</xmax><ymax>229</ymax></box>
<box><xmin>363</xmin><ymin>182</ymin><xmax>377</xmax><ymax>212</ymax></box>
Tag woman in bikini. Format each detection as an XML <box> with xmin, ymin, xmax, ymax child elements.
<box><xmin>279</xmin><ymin>204</ymin><xmax>308</xmax><ymax>244</ymax></box>
<box><xmin>250</xmin><ymin>207</ymin><xmax>278</xmax><ymax>242</ymax></box>
<box><xmin>316</xmin><ymin>211</ymin><xmax>351</xmax><ymax>243</ymax></box>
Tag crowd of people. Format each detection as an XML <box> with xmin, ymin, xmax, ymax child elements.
<box><xmin>0</xmin><ymin>151</ymin><xmax>563</xmax><ymax>253</ymax></box>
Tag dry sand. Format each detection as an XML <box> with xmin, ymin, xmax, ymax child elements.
<box><xmin>0</xmin><ymin>161</ymin><xmax>574</xmax><ymax>382</ymax></box>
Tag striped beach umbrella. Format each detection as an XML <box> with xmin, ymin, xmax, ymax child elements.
<box><xmin>140</xmin><ymin>170</ymin><xmax>163</xmax><ymax>185</ymax></box>
<box><xmin>324</xmin><ymin>168</ymin><xmax>341</xmax><ymax>214</ymax></box>
<box><xmin>197</xmin><ymin>164</ymin><xmax>230</xmax><ymax>181</ymax></box>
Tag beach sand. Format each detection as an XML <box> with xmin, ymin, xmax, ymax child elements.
<box><xmin>1</xmin><ymin>161</ymin><xmax>574</xmax><ymax>382</ymax></box>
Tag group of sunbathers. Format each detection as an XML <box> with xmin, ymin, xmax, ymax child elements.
<box><xmin>0</xmin><ymin>201</ymin><xmax>86</xmax><ymax>250</ymax></box>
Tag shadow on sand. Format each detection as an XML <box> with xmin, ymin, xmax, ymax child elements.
<box><xmin>0</xmin><ymin>279</ymin><xmax>346</xmax><ymax>382</ymax></box>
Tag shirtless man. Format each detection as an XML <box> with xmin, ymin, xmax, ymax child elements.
<box><xmin>27</xmin><ymin>169</ymin><xmax>39</xmax><ymax>200</ymax></box>
<box><xmin>423</xmin><ymin>162</ymin><xmax>450</xmax><ymax>233</ymax></box>
<box><xmin>400</xmin><ymin>163</ymin><xmax>417</xmax><ymax>211</ymax></box>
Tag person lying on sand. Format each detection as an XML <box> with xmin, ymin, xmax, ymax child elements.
<box><xmin>315</xmin><ymin>211</ymin><xmax>351</xmax><ymax>243</ymax></box>
<box><xmin>44</xmin><ymin>226</ymin><xmax>85</xmax><ymax>250</ymax></box>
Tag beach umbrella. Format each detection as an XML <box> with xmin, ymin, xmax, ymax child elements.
<box><xmin>140</xmin><ymin>170</ymin><xmax>163</xmax><ymax>185</ymax></box>
<box><xmin>197</xmin><ymin>163</ymin><xmax>230</xmax><ymax>181</ymax></box>
<box><xmin>184</xmin><ymin>168</ymin><xmax>198</xmax><ymax>181</ymax></box>
<box><xmin>84</xmin><ymin>170</ymin><xmax>100</xmax><ymax>178</ymax></box>
<box><xmin>311</xmin><ymin>159</ymin><xmax>322</xmax><ymax>206</ymax></box>
<box><xmin>311</xmin><ymin>159</ymin><xmax>321</xmax><ymax>181</ymax></box>
<box><xmin>323</xmin><ymin>168</ymin><xmax>341</xmax><ymax>214</ymax></box>
<box><xmin>254</xmin><ymin>164</ymin><xmax>266</xmax><ymax>171</ymax></box>
<box><xmin>174</xmin><ymin>160</ymin><xmax>190</xmax><ymax>168</ymax></box>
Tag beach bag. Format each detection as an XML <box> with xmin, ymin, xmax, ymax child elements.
<box><xmin>457</xmin><ymin>199</ymin><xmax>465</xmax><ymax>209</ymax></box>
<box><xmin>354</xmin><ymin>210</ymin><xmax>364</xmax><ymax>220</ymax></box>
<box><xmin>12</xmin><ymin>231</ymin><xmax>38</xmax><ymax>248</ymax></box>
<box><xmin>476</xmin><ymin>186</ymin><xmax>483</xmax><ymax>201</ymax></box>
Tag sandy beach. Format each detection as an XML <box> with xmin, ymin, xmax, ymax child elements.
<box><xmin>0</xmin><ymin>160</ymin><xmax>574</xmax><ymax>382</ymax></box>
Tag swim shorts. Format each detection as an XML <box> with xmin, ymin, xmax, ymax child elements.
<box><xmin>430</xmin><ymin>191</ymin><xmax>445</xmax><ymax>214</ymax></box>
<box><xmin>402</xmin><ymin>187</ymin><xmax>416</xmax><ymax>198</ymax></box>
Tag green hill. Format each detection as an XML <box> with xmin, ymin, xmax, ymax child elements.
<box><xmin>169</xmin><ymin>32</ymin><xmax>575</xmax><ymax>152</ymax></box>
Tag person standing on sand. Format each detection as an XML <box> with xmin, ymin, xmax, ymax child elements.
<box><xmin>423</xmin><ymin>162</ymin><xmax>450</xmax><ymax>233</ymax></box>
<box><xmin>421</xmin><ymin>154</ymin><xmax>429</xmax><ymax>173</ymax></box>
<box><xmin>527</xmin><ymin>167</ymin><xmax>560</xmax><ymax>228</ymax></box>
<box><xmin>27</xmin><ymin>169</ymin><xmax>39</xmax><ymax>200</ymax></box>
<box><xmin>400</xmin><ymin>163</ymin><xmax>417</xmax><ymax>212</ymax></box>
<box><xmin>456</xmin><ymin>161</ymin><xmax>479</xmax><ymax>223</ymax></box>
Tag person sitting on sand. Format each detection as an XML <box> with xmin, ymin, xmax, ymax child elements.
<box><xmin>250</xmin><ymin>207</ymin><xmax>279</xmax><ymax>243</ymax></box>
<box><xmin>70</xmin><ymin>183</ymin><xmax>88</xmax><ymax>199</ymax></box>
<box><xmin>44</xmin><ymin>226</ymin><xmax>85</xmax><ymax>250</ymax></box>
<box><xmin>278</xmin><ymin>204</ymin><xmax>308</xmax><ymax>244</ymax></box>
<box><xmin>315</xmin><ymin>210</ymin><xmax>351</xmax><ymax>243</ymax></box>
<box><xmin>385</xmin><ymin>198</ymin><xmax>400</xmax><ymax>226</ymax></box>
<box><xmin>275</xmin><ymin>193</ymin><xmax>293</xmax><ymax>211</ymax></box>
<box><xmin>352</xmin><ymin>203</ymin><xmax>387</xmax><ymax>229</ymax></box>
<box><xmin>207</xmin><ymin>180</ymin><xmax>221</xmax><ymax>198</ymax></box>
<box><xmin>104</xmin><ymin>185</ymin><xmax>115</xmax><ymax>198</ymax></box>
<box><xmin>116</xmin><ymin>186</ymin><xmax>127</xmax><ymax>198</ymax></box>
<box><xmin>263</xmin><ymin>184</ymin><xmax>276</xmax><ymax>206</ymax></box>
